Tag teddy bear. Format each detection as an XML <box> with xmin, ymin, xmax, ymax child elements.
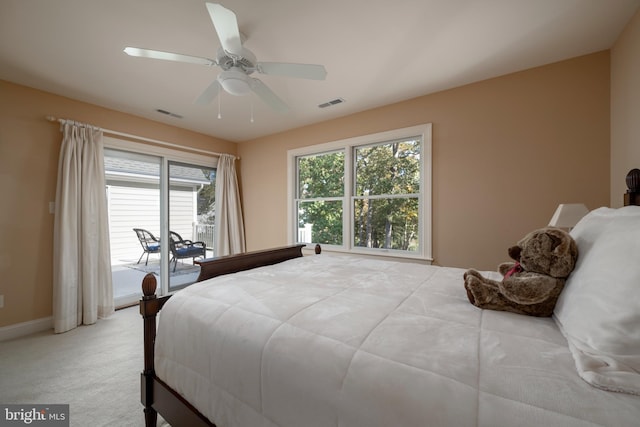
<box><xmin>463</xmin><ymin>227</ymin><xmax>578</xmax><ymax>317</ymax></box>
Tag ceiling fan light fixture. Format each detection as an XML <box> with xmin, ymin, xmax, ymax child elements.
<box><xmin>218</xmin><ymin>67</ymin><xmax>251</xmax><ymax>96</ymax></box>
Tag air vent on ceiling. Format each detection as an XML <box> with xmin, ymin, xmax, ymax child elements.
<box><xmin>318</xmin><ymin>98</ymin><xmax>345</xmax><ymax>109</ymax></box>
<box><xmin>156</xmin><ymin>108</ymin><xmax>183</xmax><ymax>119</ymax></box>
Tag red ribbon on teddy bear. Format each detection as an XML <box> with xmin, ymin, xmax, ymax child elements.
<box><xmin>503</xmin><ymin>262</ymin><xmax>523</xmax><ymax>279</ymax></box>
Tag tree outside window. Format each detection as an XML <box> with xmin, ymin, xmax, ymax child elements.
<box><xmin>295</xmin><ymin>136</ymin><xmax>422</xmax><ymax>254</ymax></box>
<box><xmin>354</xmin><ymin>139</ymin><xmax>420</xmax><ymax>251</ymax></box>
<box><xmin>297</xmin><ymin>150</ymin><xmax>344</xmax><ymax>245</ymax></box>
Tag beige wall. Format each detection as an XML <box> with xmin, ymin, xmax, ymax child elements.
<box><xmin>0</xmin><ymin>81</ymin><xmax>236</xmax><ymax>328</ymax></box>
<box><xmin>611</xmin><ymin>8</ymin><xmax>640</xmax><ymax>207</ymax></box>
<box><xmin>0</xmin><ymin>48</ymin><xmax>619</xmax><ymax>330</ymax></box>
<box><xmin>239</xmin><ymin>52</ymin><xmax>611</xmax><ymax>271</ymax></box>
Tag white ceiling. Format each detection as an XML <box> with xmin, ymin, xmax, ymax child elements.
<box><xmin>1</xmin><ymin>0</ymin><xmax>638</xmax><ymax>142</ymax></box>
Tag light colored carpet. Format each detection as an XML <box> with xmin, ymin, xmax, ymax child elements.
<box><xmin>0</xmin><ymin>306</ymin><xmax>169</xmax><ymax>426</ymax></box>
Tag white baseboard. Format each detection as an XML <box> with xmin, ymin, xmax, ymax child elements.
<box><xmin>0</xmin><ymin>317</ymin><xmax>53</xmax><ymax>342</ymax></box>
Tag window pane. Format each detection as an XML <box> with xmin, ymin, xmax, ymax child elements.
<box><xmin>355</xmin><ymin>139</ymin><xmax>420</xmax><ymax>196</ymax></box>
<box><xmin>354</xmin><ymin>197</ymin><xmax>419</xmax><ymax>251</ymax></box>
<box><xmin>297</xmin><ymin>200</ymin><xmax>343</xmax><ymax>245</ymax></box>
<box><xmin>168</xmin><ymin>161</ymin><xmax>216</xmax><ymax>292</ymax></box>
<box><xmin>104</xmin><ymin>149</ymin><xmax>162</xmax><ymax>307</ymax></box>
<box><xmin>298</xmin><ymin>151</ymin><xmax>344</xmax><ymax>198</ymax></box>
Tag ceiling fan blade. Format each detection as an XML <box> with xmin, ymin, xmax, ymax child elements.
<box><xmin>205</xmin><ymin>3</ymin><xmax>243</xmax><ymax>56</ymax></box>
<box><xmin>250</xmin><ymin>78</ymin><xmax>289</xmax><ymax>113</ymax></box>
<box><xmin>256</xmin><ymin>62</ymin><xmax>327</xmax><ymax>80</ymax></box>
<box><xmin>195</xmin><ymin>80</ymin><xmax>221</xmax><ymax>105</ymax></box>
<box><xmin>124</xmin><ymin>47</ymin><xmax>215</xmax><ymax>66</ymax></box>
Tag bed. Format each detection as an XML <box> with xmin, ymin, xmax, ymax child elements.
<box><xmin>139</xmin><ymin>170</ymin><xmax>640</xmax><ymax>427</ymax></box>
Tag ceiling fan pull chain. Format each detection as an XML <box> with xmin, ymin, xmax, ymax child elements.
<box><xmin>250</xmin><ymin>97</ymin><xmax>254</xmax><ymax>123</ymax></box>
<box><xmin>218</xmin><ymin>91</ymin><xmax>222</xmax><ymax>119</ymax></box>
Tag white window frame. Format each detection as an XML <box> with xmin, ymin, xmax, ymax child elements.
<box><xmin>287</xmin><ymin>123</ymin><xmax>432</xmax><ymax>261</ymax></box>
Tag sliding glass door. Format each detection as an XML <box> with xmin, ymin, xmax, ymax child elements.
<box><xmin>168</xmin><ymin>161</ymin><xmax>216</xmax><ymax>292</ymax></box>
<box><xmin>104</xmin><ymin>143</ymin><xmax>217</xmax><ymax>307</ymax></box>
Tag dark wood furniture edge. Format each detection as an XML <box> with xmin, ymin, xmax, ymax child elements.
<box><xmin>147</xmin><ymin>376</ymin><xmax>214</xmax><ymax>426</ymax></box>
<box><xmin>194</xmin><ymin>243</ymin><xmax>306</xmax><ymax>281</ymax></box>
<box><xmin>624</xmin><ymin>168</ymin><xmax>640</xmax><ymax>206</ymax></box>
<box><xmin>139</xmin><ymin>244</ymin><xmax>306</xmax><ymax>426</ymax></box>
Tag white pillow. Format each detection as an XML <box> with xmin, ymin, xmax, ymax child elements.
<box><xmin>553</xmin><ymin>206</ymin><xmax>640</xmax><ymax>395</ymax></box>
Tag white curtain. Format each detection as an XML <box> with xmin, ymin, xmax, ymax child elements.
<box><xmin>214</xmin><ymin>154</ymin><xmax>246</xmax><ymax>256</ymax></box>
<box><xmin>53</xmin><ymin>121</ymin><xmax>114</xmax><ymax>333</ymax></box>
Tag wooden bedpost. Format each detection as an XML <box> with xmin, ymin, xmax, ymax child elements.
<box><xmin>624</xmin><ymin>168</ymin><xmax>640</xmax><ymax>206</ymax></box>
<box><xmin>140</xmin><ymin>273</ymin><xmax>160</xmax><ymax>427</ymax></box>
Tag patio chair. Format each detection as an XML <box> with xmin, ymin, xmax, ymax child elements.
<box><xmin>169</xmin><ymin>231</ymin><xmax>206</xmax><ymax>272</ymax></box>
<box><xmin>133</xmin><ymin>228</ymin><xmax>161</xmax><ymax>266</ymax></box>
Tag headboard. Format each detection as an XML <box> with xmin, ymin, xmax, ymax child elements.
<box><xmin>624</xmin><ymin>168</ymin><xmax>640</xmax><ymax>206</ymax></box>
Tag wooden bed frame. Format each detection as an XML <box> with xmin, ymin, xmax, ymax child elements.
<box><xmin>139</xmin><ymin>169</ymin><xmax>640</xmax><ymax>427</ymax></box>
<box><xmin>140</xmin><ymin>244</ymin><xmax>306</xmax><ymax>427</ymax></box>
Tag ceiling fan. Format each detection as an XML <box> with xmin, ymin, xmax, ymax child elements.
<box><xmin>124</xmin><ymin>2</ymin><xmax>327</xmax><ymax>113</ymax></box>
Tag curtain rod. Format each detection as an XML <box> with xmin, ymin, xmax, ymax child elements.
<box><xmin>45</xmin><ymin>116</ymin><xmax>238</xmax><ymax>160</ymax></box>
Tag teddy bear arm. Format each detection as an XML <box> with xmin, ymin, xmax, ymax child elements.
<box><xmin>499</xmin><ymin>275</ymin><xmax>560</xmax><ymax>305</ymax></box>
<box><xmin>498</xmin><ymin>262</ymin><xmax>516</xmax><ymax>276</ymax></box>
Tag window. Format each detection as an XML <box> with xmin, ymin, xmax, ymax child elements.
<box><xmin>354</xmin><ymin>139</ymin><xmax>421</xmax><ymax>251</ymax></box>
<box><xmin>297</xmin><ymin>150</ymin><xmax>344</xmax><ymax>245</ymax></box>
<box><xmin>289</xmin><ymin>124</ymin><xmax>432</xmax><ymax>260</ymax></box>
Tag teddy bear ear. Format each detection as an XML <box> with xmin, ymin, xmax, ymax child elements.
<box><xmin>545</xmin><ymin>227</ymin><xmax>578</xmax><ymax>277</ymax></box>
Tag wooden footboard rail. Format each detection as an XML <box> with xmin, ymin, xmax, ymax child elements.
<box><xmin>194</xmin><ymin>244</ymin><xmax>307</xmax><ymax>282</ymax></box>
<box><xmin>139</xmin><ymin>244</ymin><xmax>306</xmax><ymax>426</ymax></box>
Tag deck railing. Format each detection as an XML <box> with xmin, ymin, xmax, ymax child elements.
<box><xmin>193</xmin><ymin>223</ymin><xmax>215</xmax><ymax>253</ymax></box>
<box><xmin>298</xmin><ymin>223</ymin><xmax>313</xmax><ymax>243</ymax></box>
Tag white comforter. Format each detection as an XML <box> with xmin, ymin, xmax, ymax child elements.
<box><xmin>155</xmin><ymin>255</ymin><xmax>640</xmax><ymax>427</ymax></box>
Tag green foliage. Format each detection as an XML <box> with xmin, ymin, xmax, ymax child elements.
<box><xmin>355</xmin><ymin>140</ymin><xmax>420</xmax><ymax>196</ymax></box>
<box><xmin>297</xmin><ymin>139</ymin><xmax>421</xmax><ymax>251</ymax></box>
<box><xmin>354</xmin><ymin>139</ymin><xmax>420</xmax><ymax>250</ymax></box>
<box><xmin>197</xmin><ymin>168</ymin><xmax>216</xmax><ymax>224</ymax></box>
<box><xmin>298</xmin><ymin>151</ymin><xmax>344</xmax><ymax>198</ymax></box>
<box><xmin>354</xmin><ymin>197</ymin><xmax>418</xmax><ymax>251</ymax></box>
<box><xmin>297</xmin><ymin>151</ymin><xmax>344</xmax><ymax>244</ymax></box>
<box><xmin>298</xmin><ymin>200</ymin><xmax>343</xmax><ymax>245</ymax></box>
